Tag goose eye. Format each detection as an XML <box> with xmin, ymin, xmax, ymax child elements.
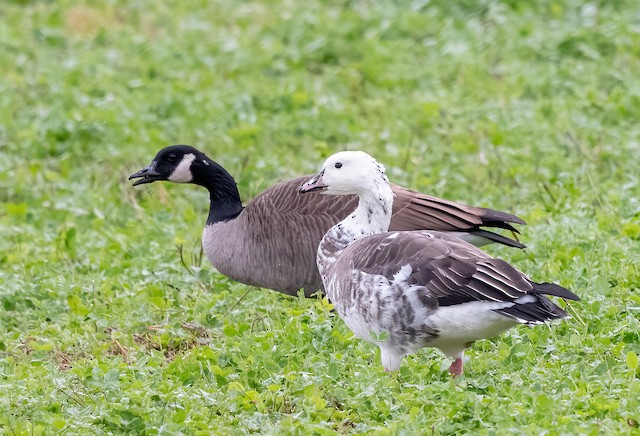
<box><xmin>335</xmin><ymin>162</ymin><xmax>343</xmax><ymax>169</ymax></box>
<box><xmin>167</xmin><ymin>153</ymin><xmax>177</xmax><ymax>162</ymax></box>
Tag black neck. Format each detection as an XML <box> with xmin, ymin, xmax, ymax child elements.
<box><xmin>192</xmin><ymin>159</ymin><xmax>244</xmax><ymax>225</ymax></box>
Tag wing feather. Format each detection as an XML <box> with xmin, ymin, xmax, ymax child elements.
<box><xmin>390</xmin><ymin>185</ymin><xmax>525</xmax><ymax>229</ymax></box>
<box><xmin>335</xmin><ymin>232</ymin><xmax>578</xmax><ymax>318</ymax></box>
<box><xmin>251</xmin><ymin>177</ymin><xmax>525</xmax><ymax>247</ymax></box>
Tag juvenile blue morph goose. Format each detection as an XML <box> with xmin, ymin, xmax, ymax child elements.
<box><xmin>130</xmin><ymin>145</ymin><xmax>525</xmax><ymax>297</ymax></box>
<box><xmin>299</xmin><ymin>151</ymin><xmax>579</xmax><ymax>375</ymax></box>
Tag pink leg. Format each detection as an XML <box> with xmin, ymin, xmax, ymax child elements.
<box><xmin>449</xmin><ymin>358</ymin><xmax>464</xmax><ymax>376</ymax></box>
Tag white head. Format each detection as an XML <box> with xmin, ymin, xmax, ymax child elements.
<box><xmin>298</xmin><ymin>151</ymin><xmax>389</xmax><ymax>196</ymax></box>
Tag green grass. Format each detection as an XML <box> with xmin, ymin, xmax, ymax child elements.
<box><xmin>1</xmin><ymin>0</ymin><xmax>640</xmax><ymax>433</ymax></box>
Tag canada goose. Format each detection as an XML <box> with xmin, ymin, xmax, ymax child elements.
<box><xmin>298</xmin><ymin>151</ymin><xmax>579</xmax><ymax>375</ymax></box>
<box><xmin>130</xmin><ymin>145</ymin><xmax>525</xmax><ymax>297</ymax></box>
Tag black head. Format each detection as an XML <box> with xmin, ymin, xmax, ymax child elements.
<box><xmin>129</xmin><ymin>145</ymin><xmax>210</xmax><ymax>186</ymax></box>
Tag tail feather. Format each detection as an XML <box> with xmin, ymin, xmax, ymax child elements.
<box><xmin>468</xmin><ymin>229</ymin><xmax>526</xmax><ymax>249</ymax></box>
<box><xmin>494</xmin><ymin>279</ymin><xmax>578</xmax><ymax>324</ymax></box>
<box><xmin>496</xmin><ymin>294</ymin><xmax>570</xmax><ymax>323</ymax></box>
<box><xmin>479</xmin><ymin>220</ymin><xmax>522</xmax><ymax>234</ymax></box>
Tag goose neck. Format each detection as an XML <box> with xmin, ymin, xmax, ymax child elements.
<box><xmin>350</xmin><ymin>189</ymin><xmax>393</xmax><ymax>235</ymax></box>
<box><xmin>317</xmin><ymin>183</ymin><xmax>393</xmax><ymax>281</ymax></box>
<box><xmin>194</xmin><ymin>160</ymin><xmax>244</xmax><ymax>225</ymax></box>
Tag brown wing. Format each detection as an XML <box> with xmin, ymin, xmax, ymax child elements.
<box><xmin>247</xmin><ymin>176</ymin><xmax>355</xmax><ymax>217</ymax></box>
<box><xmin>251</xmin><ymin>177</ymin><xmax>525</xmax><ymax>233</ymax></box>
<box><xmin>389</xmin><ymin>185</ymin><xmax>526</xmax><ymax>248</ymax></box>
<box><xmin>337</xmin><ymin>231</ymin><xmax>578</xmax><ymax>321</ymax></box>
<box><xmin>239</xmin><ymin>177</ymin><xmax>356</xmax><ymax>294</ymax></box>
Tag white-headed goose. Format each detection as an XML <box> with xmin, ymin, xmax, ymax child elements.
<box><xmin>298</xmin><ymin>151</ymin><xmax>579</xmax><ymax>375</ymax></box>
<box><xmin>130</xmin><ymin>145</ymin><xmax>525</xmax><ymax>297</ymax></box>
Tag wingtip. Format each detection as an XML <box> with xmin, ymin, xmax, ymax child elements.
<box><xmin>478</xmin><ymin>207</ymin><xmax>527</xmax><ymax>227</ymax></box>
<box><xmin>512</xmin><ymin>216</ymin><xmax>527</xmax><ymax>226</ymax></box>
<box><xmin>535</xmin><ymin>282</ymin><xmax>581</xmax><ymax>301</ymax></box>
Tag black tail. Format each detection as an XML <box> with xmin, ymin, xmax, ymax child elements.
<box><xmin>469</xmin><ymin>229</ymin><xmax>526</xmax><ymax>249</ymax></box>
<box><xmin>496</xmin><ymin>294</ymin><xmax>569</xmax><ymax>323</ymax></box>
<box><xmin>495</xmin><ymin>281</ymin><xmax>579</xmax><ymax>323</ymax></box>
<box><xmin>472</xmin><ymin>207</ymin><xmax>526</xmax><ymax>248</ymax></box>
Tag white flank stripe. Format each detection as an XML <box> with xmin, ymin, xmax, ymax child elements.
<box><xmin>514</xmin><ymin>294</ymin><xmax>536</xmax><ymax>304</ymax></box>
<box><xmin>393</xmin><ymin>264</ymin><xmax>413</xmax><ymax>282</ymax></box>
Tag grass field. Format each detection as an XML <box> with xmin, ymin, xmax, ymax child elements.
<box><xmin>1</xmin><ymin>0</ymin><xmax>640</xmax><ymax>433</ymax></box>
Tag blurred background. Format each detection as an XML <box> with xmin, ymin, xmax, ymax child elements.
<box><xmin>0</xmin><ymin>0</ymin><xmax>639</xmax><ymax>433</ymax></box>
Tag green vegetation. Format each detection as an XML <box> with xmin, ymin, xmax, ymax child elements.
<box><xmin>1</xmin><ymin>0</ymin><xmax>639</xmax><ymax>433</ymax></box>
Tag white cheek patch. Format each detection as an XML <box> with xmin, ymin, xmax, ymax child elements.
<box><xmin>168</xmin><ymin>153</ymin><xmax>196</xmax><ymax>183</ymax></box>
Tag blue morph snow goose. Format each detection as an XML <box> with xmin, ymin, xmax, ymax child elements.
<box><xmin>298</xmin><ymin>151</ymin><xmax>579</xmax><ymax>375</ymax></box>
<box><xmin>130</xmin><ymin>145</ymin><xmax>525</xmax><ymax>297</ymax></box>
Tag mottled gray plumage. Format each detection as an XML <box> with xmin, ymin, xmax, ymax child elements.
<box><xmin>131</xmin><ymin>145</ymin><xmax>525</xmax><ymax>297</ymax></box>
<box><xmin>300</xmin><ymin>151</ymin><xmax>579</xmax><ymax>374</ymax></box>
